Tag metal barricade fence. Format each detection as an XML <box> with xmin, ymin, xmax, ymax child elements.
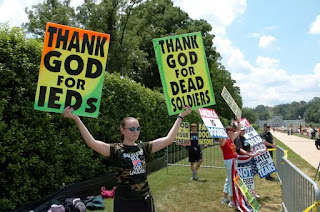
<box><xmin>166</xmin><ymin>141</ymin><xmax>224</xmax><ymax>168</ymax></box>
<box><xmin>276</xmin><ymin>146</ymin><xmax>320</xmax><ymax>212</ymax></box>
<box><xmin>276</xmin><ymin>146</ymin><xmax>285</xmax><ymax>184</ymax></box>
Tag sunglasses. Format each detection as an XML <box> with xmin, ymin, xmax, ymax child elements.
<box><xmin>126</xmin><ymin>126</ymin><xmax>141</xmax><ymax>132</ymax></box>
<box><xmin>266</xmin><ymin>126</ymin><xmax>270</xmax><ymax>128</ymax></box>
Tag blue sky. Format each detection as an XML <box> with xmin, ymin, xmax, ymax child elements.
<box><xmin>228</xmin><ymin>0</ymin><xmax>320</xmax><ymax>75</ymax></box>
<box><xmin>174</xmin><ymin>0</ymin><xmax>320</xmax><ymax>107</ymax></box>
<box><xmin>1</xmin><ymin>0</ymin><xmax>320</xmax><ymax>108</ymax></box>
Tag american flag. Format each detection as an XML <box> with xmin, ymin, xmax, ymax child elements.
<box><xmin>132</xmin><ymin>160</ymin><xmax>141</xmax><ymax>166</ymax></box>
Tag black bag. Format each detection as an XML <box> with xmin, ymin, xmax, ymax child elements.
<box><xmin>315</xmin><ymin>139</ymin><xmax>320</xmax><ymax>150</ymax></box>
<box><xmin>241</xmin><ymin>136</ymin><xmax>251</xmax><ymax>151</ymax></box>
<box><xmin>64</xmin><ymin>198</ymin><xmax>86</xmax><ymax>212</ymax></box>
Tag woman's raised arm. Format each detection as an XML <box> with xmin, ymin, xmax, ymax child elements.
<box><xmin>63</xmin><ymin>106</ymin><xmax>111</xmax><ymax>157</ymax></box>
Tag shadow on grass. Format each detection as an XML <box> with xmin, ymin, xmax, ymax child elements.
<box><xmin>258</xmin><ymin>196</ymin><xmax>271</xmax><ymax>202</ymax></box>
<box><xmin>259</xmin><ymin>203</ymin><xmax>282</xmax><ymax>211</ymax></box>
<box><xmin>189</xmin><ymin>179</ymin><xmax>208</xmax><ymax>183</ymax></box>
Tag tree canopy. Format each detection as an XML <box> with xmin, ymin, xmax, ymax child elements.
<box><xmin>242</xmin><ymin>107</ymin><xmax>258</xmax><ymax>124</ymax></box>
<box><xmin>23</xmin><ymin>0</ymin><xmax>242</xmax><ymax>120</ymax></box>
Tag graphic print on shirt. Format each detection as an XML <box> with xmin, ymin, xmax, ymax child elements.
<box><xmin>190</xmin><ymin>133</ymin><xmax>198</xmax><ymax>142</ymax></box>
<box><xmin>123</xmin><ymin>149</ymin><xmax>146</xmax><ymax>175</ymax></box>
<box><xmin>230</xmin><ymin>141</ymin><xmax>237</xmax><ymax>155</ymax></box>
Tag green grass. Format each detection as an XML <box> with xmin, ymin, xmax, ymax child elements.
<box><xmin>88</xmin><ymin>146</ymin><xmax>283</xmax><ymax>212</ymax></box>
<box><xmin>91</xmin><ymin>166</ymin><xmax>282</xmax><ymax>212</ymax></box>
<box><xmin>88</xmin><ymin>136</ymin><xmax>320</xmax><ymax>212</ymax></box>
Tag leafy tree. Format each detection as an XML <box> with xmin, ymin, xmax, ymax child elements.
<box><xmin>118</xmin><ymin>0</ymin><xmax>221</xmax><ymax>89</ymax></box>
<box><xmin>254</xmin><ymin>105</ymin><xmax>270</xmax><ymax>120</ymax></box>
<box><xmin>24</xmin><ymin>0</ymin><xmax>78</xmax><ymax>37</ymax></box>
<box><xmin>242</xmin><ymin>107</ymin><xmax>258</xmax><ymax>124</ymax></box>
<box><xmin>273</xmin><ymin>100</ymin><xmax>310</xmax><ymax>120</ymax></box>
<box><xmin>305</xmin><ymin>98</ymin><xmax>320</xmax><ymax>123</ymax></box>
<box><xmin>305</xmin><ymin>104</ymin><xmax>320</xmax><ymax>123</ymax></box>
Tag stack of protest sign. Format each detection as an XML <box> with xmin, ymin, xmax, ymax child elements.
<box><xmin>234</xmin><ymin>118</ymin><xmax>277</xmax><ymax>196</ymax></box>
<box><xmin>235</xmin><ymin>118</ymin><xmax>277</xmax><ymax>178</ymax></box>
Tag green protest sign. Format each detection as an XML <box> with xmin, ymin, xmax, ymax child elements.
<box><xmin>153</xmin><ymin>32</ymin><xmax>216</xmax><ymax>115</ymax></box>
<box><xmin>234</xmin><ymin>176</ymin><xmax>260</xmax><ymax>211</ymax></box>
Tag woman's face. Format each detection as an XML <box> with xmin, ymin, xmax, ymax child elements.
<box><xmin>121</xmin><ymin>118</ymin><xmax>141</xmax><ymax>142</ymax></box>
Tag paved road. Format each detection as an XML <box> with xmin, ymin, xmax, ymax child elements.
<box><xmin>272</xmin><ymin>131</ymin><xmax>320</xmax><ymax>169</ymax></box>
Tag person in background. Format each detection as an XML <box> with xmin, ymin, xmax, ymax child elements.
<box><xmin>63</xmin><ymin>106</ymin><xmax>192</xmax><ymax>212</ymax></box>
<box><xmin>188</xmin><ymin>123</ymin><xmax>203</xmax><ymax>180</ymax></box>
<box><xmin>260</xmin><ymin>123</ymin><xmax>277</xmax><ymax>181</ymax></box>
<box><xmin>219</xmin><ymin>119</ymin><xmax>241</xmax><ymax>208</ymax></box>
<box><xmin>311</xmin><ymin>125</ymin><xmax>316</xmax><ymax>139</ymax></box>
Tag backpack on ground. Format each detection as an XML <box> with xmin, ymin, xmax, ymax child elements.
<box><xmin>64</xmin><ymin>198</ymin><xmax>86</xmax><ymax>212</ymax></box>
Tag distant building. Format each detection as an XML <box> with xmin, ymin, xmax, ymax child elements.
<box><xmin>257</xmin><ymin>116</ymin><xmax>305</xmax><ymax>130</ymax></box>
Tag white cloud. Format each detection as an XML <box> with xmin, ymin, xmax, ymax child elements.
<box><xmin>250</xmin><ymin>32</ymin><xmax>260</xmax><ymax>38</ymax></box>
<box><xmin>258</xmin><ymin>35</ymin><xmax>276</xmax><ymax>48</ymax></box>
<box><xmin>173</xmin><ymin>0</ymin><xmax>247</xmax><ymax>36</ymax></box>
<box><xmin>0</xmin><ymin>0</ymin><xmax>84</xmax><ymax>27</ymax></box>
<box><xmin>256</xmin><ymin>56</ymin><xmax>279</xmax><ymax>68</ymax></box>
<box><xmin>214</xmin><ymin>36</ymin><xmax>253</xmax><ymax>74</ymax></box>
<box><xmin>309</xmin><ymin>14</ymin><xmax>320</xmax><ymax>34</ymax></box>
<box><xmin>0</xmin><ymin>0</ymin><xmax>32</xmax><ymax>27</ymax></box>
<box><xmin>235</xmin><ymin>57</ymin><xmax>320</xmax><ymax>107</ymax></box>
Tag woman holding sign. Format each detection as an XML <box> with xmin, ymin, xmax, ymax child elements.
<box><xmin>219</xmin><ymin>120</ymin><xmax>240</xmax><ymax>208</ymax></box>
<box><xmin>63</xmin><ymin>106</ymin><xmax>192</xmax><ymax>212</ymax></box>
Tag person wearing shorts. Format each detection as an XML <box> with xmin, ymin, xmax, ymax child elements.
<box><xmin>188</xmin><ymin>123</ymin><xmax>203</xmax><ymax>180</ymax></box>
